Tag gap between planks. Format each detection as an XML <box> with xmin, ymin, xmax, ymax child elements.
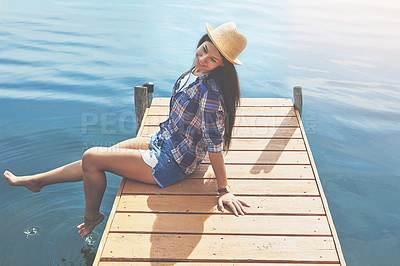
<box><xmin>100</xmin><ymin>261</ymin><xmax>340</xmax><ymax>266</ymax></box>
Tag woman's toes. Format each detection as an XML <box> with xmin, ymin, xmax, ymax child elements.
<box><xmin>4</xmin><ymin>170</ymin><xmax>11</xmax><ymax>178</ymax></box>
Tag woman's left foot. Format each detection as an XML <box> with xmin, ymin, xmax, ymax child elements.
<box><xmin>3</xmin><ymin>170</ymin><xmax>43</xmax><ymax>193</ymax></box>
<box><xmin>77</xmin><ymin>211</ymin><xmax>105</xmax><ymax>238</ymax></box>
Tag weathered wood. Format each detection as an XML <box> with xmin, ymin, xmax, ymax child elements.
<box><xmin>141</xmin><ymin>125</ymin><xmax>303</xmax><ymax>138</ymax></box>
<box><xmin>201</xmin><ymin>150</ymin><xmax>310</xmax><ymax>164</ymax></box>
<box><xmin>145</xmin><ymin>115</ymin><xmax>300</xmax><ymax>127</ymax></box>
<box><xmin>134</xmin><ymin>86</ymin><xmax>149</xmax><ymax>134</ymax></box>
<box><xmin>221</xmin><ymin>138</ymin><xmax>306</xmax><ymax>151</ymax></box>
<box><xmin>95</xmin><ymin>97</ymin><xmax>346</xmax><ymax>265</ymax></box>
<box><xmin>101</xmin><ymin>234</ymin><xmax>339</xmax><ymax>262</ymax></box>
<box><xmin>150</xmin><ymin>97</ymin><xmax>294</xmax><ymax>107</ymax></box>
<box><xmin>143</xmin><ymin>82</ymin><xmax>154</xmax><ymax>107</ymax></box>
<box><xmin>110</xmin><ymin>213</ymin><xmax>331</xmax><ymax>235</ymax></box>
<box><xmin>99</xmin><ymin>263</ymin><xmax>340</xmax><ymax>266</ymax></box>
<box><xmin>190</xmin><ymin>164</ymin><xmax>314</xmax><ymax>179</ymax></box>
<box><xmin>223</xmin><ymin>138</ymin><xmax>306</xmax><ymax>151</ymax></box>
<box><xmin>147</xmin><ymin>106</ymin><xmax>296</xmax><ymax>116</ymax></box>
<box><xmin>293</xmin><ymin>86</ymin><xmax>303</xmax><ymax>117</ymax></box>
<box><xmin>117</xmin><ymin>195</ymin><xmax>325</xmax><ymax>215</ymax></box>
<box><xmin>122</xmin><ymin>179</ymin><xmax>319</xmax><ymax>196</ymax></box>
<box><xmin>92</xmin><ymin>179</ymin><xmax>126</xmax><ymax>266</ymax></box>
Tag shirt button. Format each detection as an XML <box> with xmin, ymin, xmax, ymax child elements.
<box><xmin>167</xmin><ymin>159</ymin><xmax>171</xmax><ymax>163</ymax></box>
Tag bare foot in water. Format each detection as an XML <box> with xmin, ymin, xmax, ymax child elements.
<box><xmin>77</xmin><ymin>211</ymin><xmax>105</xmax><ymax>238</ymax></box>
<box><xmin>3</xmin><ymin>170</ymin><xmax>43</xmax><ymax>193</ymax></box>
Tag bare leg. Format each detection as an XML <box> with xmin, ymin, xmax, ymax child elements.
<box><xmin>3</xmin><ymin>161</ymin><xmax>83</xmax><ymax>192</ymax></box>
<box><xmin>3</xmin><ymin>137</ymin><xmax>150</xmax><ymax>192</ymax></box>
<box><xmin>76</xmin><ymin>145</ymin><xmax>157</xmax><ymax>237</ymax></box>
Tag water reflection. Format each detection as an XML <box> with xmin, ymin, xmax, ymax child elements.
<box><xmin>24</xmin><ymin>226</ymin><xmax>40</xmax><ymax>238</ymax></box>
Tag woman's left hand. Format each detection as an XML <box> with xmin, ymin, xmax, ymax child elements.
<box><xmin>218</xmin><ymin>192</ymin><xmax>250</xmax><ymax>216</ymax></box>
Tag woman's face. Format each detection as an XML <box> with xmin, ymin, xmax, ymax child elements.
<box><xmin>194</xmin><ymin>41</ymin><xmax>224</xmax><ymax>74</ymax></box>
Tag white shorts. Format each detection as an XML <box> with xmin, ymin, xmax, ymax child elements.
<box><xmin>139</xmin><ymin>149</ymin><xmax>158</xmax><ymax>168</ymax></box>
<box><xmin>139</xmin><ymin>133</ymin><xmax>158</xmax><ymax>168</ymax></box>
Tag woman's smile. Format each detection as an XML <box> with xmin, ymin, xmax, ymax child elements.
<box><xmin>193</xmin><ymin>41</ymin><xmax>223</xmax><ymax>75</ymax></box>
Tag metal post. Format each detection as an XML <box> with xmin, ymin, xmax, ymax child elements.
<box><xmin>293</xmin><ymin>86</ymin><xmax>303</xmax><ymax>117</ymax></box>
<box><xmin>134</xmin><ymin>86</ymin><xmax>148</xmax><ymax>134</ymax></box>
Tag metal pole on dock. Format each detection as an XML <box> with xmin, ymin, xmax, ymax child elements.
<box><xmin>134</xmin><ymin>82</ymin><xmax>154</xmax><ymax>134</ymax></box>
<box><xmin>293</xmin><ymin>86</ymin><xmax>303</xmax><ymax>117</ymax></box>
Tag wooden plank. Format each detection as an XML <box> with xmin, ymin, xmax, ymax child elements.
<box><xmin>240</xmin><ymin>98</ymin><xmax>294</xmax><ymax>107</ymax></box>
<box><xmin>94</xmin><ymin>105</ymin><xmax>151</xmax><ymax>265</ymax></box>
<box><xmin>141</xmin><ymin>126</ymin><xmax>302</xmax><ymax>138</ymax></box>
<box><xmin>110</xmin><ymin>213</ymin><xmax>331</xmax><ymax>236</ymax></box>
<box><xmin>145</xmin><ymin>116</ymin><xmax>300</xmax><ymax>127</ymax></box>
<box><xmin>122</xmin><ymin>179</ymin><xmax>319</xmax><ymax>196</ymax></box>
<box><xmin>150</xmin><ymin>97</ymin><xmax>294</xmax><ymax>107</ymax></box>
<box><xmin>100</xmin><ymin>234</ymin><xmax>339</xmax><ymax>262</ymax></box>
<box><xmin>96</xmin><ymin>98</ymin><xmax>344</xmax><ymax>265</ymax></box>
<box><xmin>117</xmin><ymin>195</ymin><xmax>325</xmax><ymax>215</ymax></box>
<box><xmin>221</xmin><ymin>138</ymin><xmax>306</xmax><ymax>151</ymax></box>
<box><xmin>136</xmin><ymin>107</ymin><xmax>150</xmax><ymax>137</ymax></box>
<box><xmin>190</xmin><ymin>164</ymin><xmax>314</xmax><ymax>179</ymax></box>
<box><xmin>231</xmin><ymin>127</ymin><xmax>301</xmax><ymax>138</ymax></box>
<box><xmin>202</xmin><ymin>151</ymin><xmax>310</xmax><ymax>164</ymax></box>
<box><xmin>295</xmin><ymin>110</ymin><xmax>347</xmax><ymax>265</ymax></box>
<box><xmin>100</xmin><ymin>263</ymin><xmax>340</xmax><ymax>266</ymax></box>
<box><xmin>93</xmin><ymin>179</ymin><xmax>126</xmax><ymax>265</ymax></box>
<box><xmin>147</xmin><ymin>106</ymin><xmax>296</xmax><ymax>116</ymax></box>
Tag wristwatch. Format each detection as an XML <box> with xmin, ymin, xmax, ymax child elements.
<box><xmin>218</xmin><ymin>185</ymin><xmax>231</xmax><ymax>194</ymax></box>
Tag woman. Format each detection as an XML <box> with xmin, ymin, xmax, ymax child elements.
<box><xmin>3</xmin><ymin>22</ymin><xmax>249</xmax><ymax>238</ymax></box>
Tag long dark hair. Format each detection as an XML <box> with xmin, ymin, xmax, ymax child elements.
<box><xmin>197</xmin><ymin>34</ymin><xmax>240</xmax><ymax>151</ymax></box>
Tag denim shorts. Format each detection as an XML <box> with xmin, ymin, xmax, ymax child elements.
<box><xmin>140</xmin><ymin>131</ymin><xmax>187</xmax><ymax>188</ymax></box>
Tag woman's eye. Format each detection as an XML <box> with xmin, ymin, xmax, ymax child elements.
<box><xmin>211</xmin><ymin>58</ymin><xmax>216</xmax><ymax>63</ymax></box>
<box><xmin>203</xmin><ymin>47</ymin><xmax>207</xmax><ymax>53</ymax></box>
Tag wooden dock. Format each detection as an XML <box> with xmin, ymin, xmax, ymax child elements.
<box><xmin>93</xmin><ymin>96</ymin><xmax>346</xmax><ymax>265</ymax></box>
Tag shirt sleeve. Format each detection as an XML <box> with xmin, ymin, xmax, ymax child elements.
<box><xmin>199</xmin><ymin>89</ymin><xmax>225</xmax><ymax>153</ymax></box>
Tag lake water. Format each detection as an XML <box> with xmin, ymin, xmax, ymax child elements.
<box><xmin>1</xmin><ymin>0</ymin><xmax>399</xmax><ymax>265</ymax></box>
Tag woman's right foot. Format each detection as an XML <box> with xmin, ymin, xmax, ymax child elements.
<box><xmin>76</xmin><ymin>211</ymin><xmax>105</xmax><ymax>238</ymax></box>
<box><xmin>3</xmin><ymin>170</ymin><xmax>43</xmax><ymax>193</ymax></box>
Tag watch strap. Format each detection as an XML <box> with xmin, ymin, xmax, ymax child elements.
<box><xmin>218</xmin><ymin>185</ymin><xmax>230</xmax><ymax>194</ymax></box>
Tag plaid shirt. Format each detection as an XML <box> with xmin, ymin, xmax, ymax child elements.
<box><xmin>159</xmin><ymin>68</ymin><xmax>225</xmax><ymax>175</ymax></box>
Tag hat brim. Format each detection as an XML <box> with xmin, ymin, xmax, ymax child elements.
<box><xmin>206</xmin><ymin>23</ymin><xmax>243</xmax><ymax>66</ymax></box>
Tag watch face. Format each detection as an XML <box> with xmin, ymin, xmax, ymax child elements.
<box><xmin>219</xmin><ymin>185</ymin><xmax>230</xmax><ymax>193</ymax></box>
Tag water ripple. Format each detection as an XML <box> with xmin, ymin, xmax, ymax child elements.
<box><xmin>0</xmin><ymin>88</ymin><xmax>112</xmax><ymax>105</ymax></box>
<box><xmin>0</xmin><ymin>58</ymin><xmax>55</xmax><ymax>67</ymax></box>
<box><xmin>30</xmin><ymin>39</ymin><xmax>106</xmax><ymax>49</ymax></box>
<box><xmin>53</xmin><ymin>70</ymin><xmax>103</xmax><ymax>81</ymax></box>
<box><xmin>36</xmin><ymin>29</ymin><xmax>94</xmax><ymax>37</ymax></box>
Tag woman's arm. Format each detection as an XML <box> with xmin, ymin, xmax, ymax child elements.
<box><xmin>208</xmin><ymin>151</ymin><xmax>250</xmax><ymax>216</ymax></box>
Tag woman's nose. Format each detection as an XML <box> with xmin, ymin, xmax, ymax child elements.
<box><xmin>199</xmin><ymin>54</ymin><xmax>208</xmax><ymax>64</ymax></box>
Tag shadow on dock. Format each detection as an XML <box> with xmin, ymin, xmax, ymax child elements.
<box><xmin>146</xmin><ymin>177</ymin><xmax>215</xmax><ymax>264</ymax></box>
<box><xmin>249</xmin><ymin>115</ymin><xmax>299</xmax><ymax>175</ymax></box>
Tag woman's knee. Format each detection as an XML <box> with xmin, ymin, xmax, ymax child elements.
<box><xmin>82</xmin><ymin>147</ymin><xmax>105</xmax><ymax>172</ymax></box>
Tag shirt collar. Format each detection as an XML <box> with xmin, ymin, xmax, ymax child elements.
<box><xmin>190</xmin><ymin>66</ymin><xmax>209</xmax><ymax>81</ymax></box>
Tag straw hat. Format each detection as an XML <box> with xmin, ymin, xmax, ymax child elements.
<box><xmin>206</xmin><ymin>22</ymin><xmax>247</xmax><ymax>65</ymax></box>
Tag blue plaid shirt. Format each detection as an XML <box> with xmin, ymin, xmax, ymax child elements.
<box><xmin>159</xmin><ymin>68</ymin><xmax>225</xmax><ymax>175</ymax></box>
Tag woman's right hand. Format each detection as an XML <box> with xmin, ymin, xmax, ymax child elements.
<box><xmin>217</xmin><ymin>192</ymin><xmax>250</xmax><ymax>216</ymax></box>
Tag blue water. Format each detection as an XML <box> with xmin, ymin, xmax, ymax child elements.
<box><xmin>1</xmin><ymin>0</ymin><xmax>399</xmax><ymax>265</ymax></box>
